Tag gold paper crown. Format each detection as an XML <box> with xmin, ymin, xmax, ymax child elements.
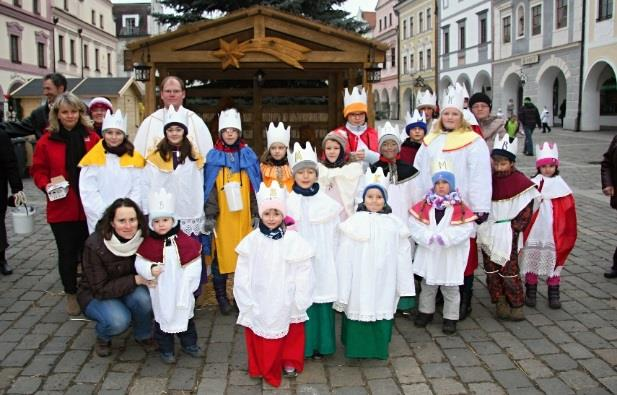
<box><xmin>287</xmin><ymin>141</ymin><xmax>318</xmax><ymax>170</ymax></box>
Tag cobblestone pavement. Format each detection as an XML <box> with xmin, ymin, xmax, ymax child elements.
<box><xmin>2</xmin><ymin>128</ymin><xmax>617</xmax><ymax>394</ymax></box>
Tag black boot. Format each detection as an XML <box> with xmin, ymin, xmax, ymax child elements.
<box><xmin>459</xmin><ymin>276</ymin><xmax>473</xmax><ymax>320</ymax></box>
<box><xmin>213</xmin><ymin>276</ymin><xmax>232</xmax><ymax>315</ymax></box>
<box><xmin>442</xmin><ymin>319</ymin><xmax>457</xmax><ymax>335</ymax></box>
<box><xmin>548</xmin><ymin>285</ymin><xmax>561</xmax><ymax>309</ymax></box>
<box><xmin>0</xmin><ymin>251</ymin><xmax>12</xmax><ymax>276</ymax></box>
<box><xmin>414</xmin><ymin>312</ymin><xmax>433</xmax><ymax>328</ymax></box>
<box><xmin>525</xmin><ymin>283</ymin><xmax>537</xmax><ymax>307</ymax></box>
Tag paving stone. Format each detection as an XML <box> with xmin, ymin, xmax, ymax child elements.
<box><xmin>443</xmin><ymin>348</ymin><xmax>482</xmax><ymax>367</ymax></box>
<box><xmin>538</xmin><ymin>325</ymin><xmax>575</xmax><ymax>344</ymax></box>
<box><xmin>594</xmin><ymin>349</ymin><xmax>617</xmax><ymax>366</ymax></box>
<box><xmin>361</xmin><ymin>366</ymin><xmax>392</xmax><ymax>380</ymax></box>
<box><xmin>7</xmin><ymin>376</ymin><xmax>42</xmax><ymax>394</ymax></box>
<box><xmin>1</xmin><ymin>348</ymin><xmax>35</xmax><ymax>367</ymax></box>
<box><xmin>391</xmin><ymin>357</ymin><xmax>425</xmax><ymax>384</ymax></box>
<box><xmin>100</xmin><ymin>371</ymin><xmax>134</xmax><ymax>391</ymax></box>
<box><xmin>52</xmin><ymin>350</ymin><xmax>89</xmax><ymax>373</ymax></box>
<box><xmin>536</xmin><ymin>377</ymin><xmax>576</xmax><ymax>394</ymax></box>
<box><xmin>202</xmin><ymin>362</ymin><xmax>229</xmax><ymax>378</ymax></box>
<box><xmin>595</xmin><ymin>326</ymin><xmax>617</xmax><ymax>341</ymax></box>
<box><xmin>571</xmin><ymin>332</ymin><xmax>612</xmax><ymax>350</ymax></box>
<box><xmin>75</xmin><ymin>356</ymin><xmax>110</xmax><ymax>383</ymax></box>
<box><xmin>295</xmin><ymin>384</ymin><xmax>331</xmax><ymax>395</ymax></box>
<box><xmin>42</xmin><ymin>373</ymin><xmax>74</xmax><ymax>391</ymax></box>
<box><xmin>196</xmin><ymin>378</ymin><xmax>227</xmax><ymax>395</ymax></box>
<box><xmin>421</xmin><ymin>362</ymin><xmax>457</xmax><ymax>378</ymax></box>
<box><xmin>478</xmin><ymin>353</ymin><xmax>515</xmax><ymax>370</ymax></box>
<box><xmin>517</xmin><ymin>358</ymin><xmax>553</xmax><ymax>379</ymax></box>
<box><xmin>522</xmin><ymin>338</ymin><xmax>560</xmax><ymax>354</ymax></box>
<box><xmin>578</xmin><ymin>358</ymin><xmax>615</xmax><ymax>379</ymax></box>
<box><xmin>467</xmin><ymin>382</ymin><xmax>506</xmax><ymax>395</ymax></box>
<box><xmin>366</xmin><ymin>378</ymin><xmax>402</xmax><ymax>395</ymax></box>
<box><xmin>331</xmin><ymin>387</ymin><xmax>368</xmax><ymax>395</ymax></box>
<box><xmin>541</xmin><ymin>353</ymin><xmax>580</xmax><ymax>371</ymax></box>
<box><xmin>228</xmin><ymin>370</ymin><xmax>261</xmax><ymax>386</ymax></box>
<box><xmin>599</xmin><ymin>377</ymin><xmax>617</xmax><ymax>394</ymax></box>
<box><xmin>469</xmin><ymin>341</ymin><xmax>502</xmax><ymax>355</ymax></box>
<box><xmin>139</xmin><ymin>355</ymin><xmax>171</xmax><ymax>378</ymax></box>
<box><xmin>454</xmin><ymin>366</ymin><xmax>492</xmax><ymax>383</ymax></box>
<box><xmin>39</xmin><ymin>336</ymin><xmax>70</xmax><ymax>355</ymax></box>
<box><xmin>401</xmin><ymin>383</ymin><xmax>433</xmax><ymax>395</ymax></box>
<box><xmin>492</xmin><ymin>369</ymin><xmax>533</xmax><ymax>389</ymax></box>
<box><xmin>21</xmin><ymin>354</ymin><xmax>57</xmax><ymax>376</ymax></box>
<box><xmin>328</xmin><ymin>366</ymin><xmax>364</xmax><ymax>387</ymax></box>
<box><xmin>413</xmin><ymin>342</ymin><xmax>445</xmax><ymax>363</ymax></box>
<box><xmin>430</xmin><ymin>378</ymin><xmax>467</xmax><ymax>394</ymax></box>
<box><xmin>559</xmin><ymin>370</ymin><xmax>601</xmax><ymax>390</ymax></box>
<box><xmin>205</xmin><ymin>342</ymin><xmax>232</xmax><ymax>363</ymax></box>
<box><xmin>560</xmin><ymin>342</ymin><xmax>595</xmax><ymax>359</ymax></box>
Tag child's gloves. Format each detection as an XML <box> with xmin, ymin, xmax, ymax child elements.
<box><xmin>202</xmin><ymin>217</ymin><xmax>216</xmax><ymax>234</ymax></box>
<box><xmin>429</xmin><ymin>235</ymin><xmax>445</xmax><ymax>246</ymax></box>
<box><xmin>474</xmin><ymin>212</ymin><xmax>488</xmax><ymax>224</ymax></box>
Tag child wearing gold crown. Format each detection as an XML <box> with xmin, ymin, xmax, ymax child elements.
<box><xmin>477</xmin><ymin>136</ymin><xmax>540</xmax><ymax>321</ymax></box>
<box><xmin>233</xmin><ymin>181</ymin><xmax>314</xmax><ymax>387</ymax></box>
<box><xmin>409</xmin><ymin>160</ymin><xmax>476</xmax><ymax>335</ymax></box>
<box><xmin>400</xmin><ymin>109</ymin><xmax>428</xmax><ymax>165</ymax></box>
<box><xmin>335</xmin><ymin>168</ymin><xmax>415</xmax><ymax>359</ymax></box>
<box><xmin>286</xmin><ymin>142</ymin><xmax>342</xmax><ymax>359</ymax></box>
<box><xmin>79</xmin><ymin>110</ymin><xmax>145</xmax><ymax>233</ymax></box>
<box><xmin>260</xmin><ymin>122</ymin><xmax>293</xmax><ymax>191</ymax></box>
<box><xmin>416</xmin><ymin>89</ymin><xmax>437</xmax><ymax>133</ymax></box>
<box><xmin>318</xmin><ymin>130</ymin><xmax>363</xmax><ymax>221</ymax></box>
<box><xmin>204</xmin><ymin>108</ymin><xmax>261</xmax><ymax>315</ymax></box>
<box><xmin>520</xmin><ymin>142</ymin><xmax>577</xmax><ymax>309</ymax></box>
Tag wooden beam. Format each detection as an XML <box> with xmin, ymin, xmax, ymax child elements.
<box><xmin>186</xmin><ymin>87</ymin><xmax>329</xmax><ymax>97</ymax></box>
<box><xmin>254</xmin><ymin>15</ymin><xmax>265</xmax><ymax>38</ymax></box>
<box><xmin>147</xmin><ymin>50</ymin><xmax>372</xmax><ymax>65</ymax></box>
<box><xmin>165</xmin><ymin>18</ymin><xmax>255</xmax><ymax>51</ymax></box>
<box><xmin>328</xmin><ymin>72</ymin><xmax>337</xmax><ymax>132</ymax></box>
<box><xmin>145</xmin><ymin>63</ymin><xmax>157</xmax><ymax>115</ymax></box>
<box><xmin>252</xmin><ymin>77</ymin><xmax>263</xmax><ymax>154</ymax></box>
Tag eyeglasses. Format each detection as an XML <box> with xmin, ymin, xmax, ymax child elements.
<box><xmin>163</xmin><ymin>89</ymin><xmax>183</xmax><ymax>95</ymax></box>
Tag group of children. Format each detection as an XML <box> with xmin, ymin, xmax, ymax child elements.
<box><xmin>85</xmin><ymin>84</ymin><xmax>577</xmax><ymax>387</ymax></box>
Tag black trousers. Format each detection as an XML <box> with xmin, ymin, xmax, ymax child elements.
<box><xmin>154</xmin><ymin>318</ymin><xmax>198</xmax><ymax>354</ymax></box>
<box><xmin>0</xmin><ymin>199</ymin><xmax>7</xmax><ymax>258</ymax></box>
<box><xmin>49</xmin><ymin>221</ymin><xmax>88</xmax><ymax>294</ymax></box>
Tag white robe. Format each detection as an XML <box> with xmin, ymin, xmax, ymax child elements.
<box><xmin>133</xmin><ymin>106</ymin><xmax>213</xmax><ymax>158</ymax></box>
<box><xmin>409</xmin><ymin>206</ymin><xmax>475</xmax><ymax>286</ymax></box>
<box><xmin>317</xmin><ymin>161</ymin><xmax>363</xmax><ymax>220</ymax></box>
<box><xmin>79</xmin><ymin>154</ymin><xmax>142</xmax><ymax>233</ymax></box>
<box><xmin>142</xmin><ymin>158</ymin><xmax>205</xmax><ymax>236</ymax></box>
<box><xmin>234</xmin><ymin>229</ymin><xmax>314</xmax><ymax>339</ymax></box>
<box><xmin>135</xmin><ymin>238</ymin><xmax>202</xmax><ymax>334</ymax></box>
<box><xmin>287</xmin><ymin>189</ymin><xmax>342</xmax><ymax>303</ymax></box>
<box><xmin>414</xmin><ymin>133</ymin><xmax>492</xmax><ymax>213</ymax></box>
<box><xmin>335</xmin><ymin>211</ymin><xmax>415</xmax><ymax>321</ymax></box>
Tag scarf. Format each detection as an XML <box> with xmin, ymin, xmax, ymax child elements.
<box><xmin>102</xmin><ymin>139</ymin><xmax>128</xmax><ymax>157</ymax></box>
<box><xmin>137</xmin><ymin>223</ymin><xmax>201</xmax><ymax>265</ymax></box>
<box><xmin>379</xmin><ymin>154</ymin><xmax>399</xmax><ymax>164</ymax></box>
<box><xmin>263</xmin><ymin>157</ymin><xmax>288</xmax><ymax>166</ymax></box>
<box><xmin>258</xmin><ymin>219</ymin><xmax>286</xmax><ymax>240</ymax></box>
<box><xmin>103</xmin><ymin>229</ymin><xmax>144</xmax><ymax>257</ymax></box>
<box><xmin>356</xmin><ymin>202</ymin><xmax>392</xmax><ymax>214</ymax></box>
<box><xmin>425</xmin><ymin>189</ymin><xmax>462</xmax><ymax>210</ymax></box>
<box><xmin>292</xmin><ymin>182</ymin><xmax>320</xmax><ymax>196</ymax></box>
<box><xmin>54</xmin><ymin>124</ymin><xmax>89</xmax><ymax>193</ymax></box>
<box><xmin>346</xmin><ymin>122</ymin><xmax>368</xmax><ymax>134</ymax></box>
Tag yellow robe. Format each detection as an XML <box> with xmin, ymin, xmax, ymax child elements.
<box><xmin>260</xmin><ymin>163</ymin><xmax>294</xmax><ymax>192</ymax></box>
<box><xmin>214</xmin><ymin>168</ymin><xmax>253</xmax><ymax>274</ymax></box>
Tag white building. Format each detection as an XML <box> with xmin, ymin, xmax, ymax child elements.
<box><xmin>372</xmin><ymin>0</ymin><xmax>399</xmax><ymax>120</ymax></box>
<box><xmin>438</xmin><ymin>0</ymin><xmax>492</xmax><ymax>96</ymax></box>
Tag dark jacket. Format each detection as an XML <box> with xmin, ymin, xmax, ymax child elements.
<box><xmin>77</xmin><ymin>232</ymin><xmax>139</xmax><ymax>310</ymax></box>
<box><xmin>517</xmin><ymin>103</ymin><xmax>541</xmax><ymax>129</ymax></box>
<box><xmin>2</xmin><ymin>103</ymin><xmax>50</xmax><ymax>139</ymax></box>
<box><xmin>1</xmin><ymin>130</ymin><xmax>24</xmax><ymax>251</ymax></box>
<box><xmin>601</xmin><ymin>134</ymin><xmax>617</xmax><ymax>209</ymax></box>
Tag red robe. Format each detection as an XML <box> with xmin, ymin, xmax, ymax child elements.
<box><xmin>336</xmin><ymin>125</ymin><xmax>379</xmax><ymax>154</ymax></box>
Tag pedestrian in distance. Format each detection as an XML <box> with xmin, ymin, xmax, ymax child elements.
<box><xmin>517</xmin><ymin>97</ymin><xmax>542</xmax><ymax>156</ymax></box>
<box><xmin>601</xmin><ymin>134</ymin><xmax>617</xmax><ymax>278</ymax></box>
<box><xmin>541</xmin><ymin>106</ymin><xmax>552</xmax><ymax>133</ymax></box>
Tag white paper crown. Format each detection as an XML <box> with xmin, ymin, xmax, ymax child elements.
<box><xmin>406</xmin><ymin>109</ymin><xmax>427</xmax><ymax>126</ymax></box>
<box><xmin>288</xmin><ymin>141</ymin><xmax>318</xmax><ymax>171</ymax></box>
<box><xmin>493</xmin><ymin>134</ymin><xmax>519</xmax><ymax>157</ymax></box>
<box><xmin>101</xmin><ymin>109</ymin><xmax>128</xmax><ymax>135</ymax></box>
<box><xmin>416</xmin><ymin>89</ymin><xmax>437</xmax><ymax>109</ymax></box>
<box><xmin>462</xmin><ymin>84</ymin><xmax>470</xmax><ymax>100</ymax></box>
<box><xmin>463</xmin><ymin>109</ymin><xmax>479</xmax><ymax>126</ymax></box>
<box><xmin>218</xmin><ymin>108</ymin><xmax>242</xmax><ymax>132</ymax></box>
<box><xmin>256</xmin><ymin>180</ymin><xmax>287</xmax><ymax>215</ymax></box>
<box><xmin>148</xmin><ymin>187</ymin><xmax>175</xmax><ymax>220</ymax></box>
<box><xmin>430</xmin><ymin>158</ymin><xmax>454</xmax><ymax>176</ymax></box>
<box><xmin>378</xmin><ymin>121</ymin><xmax>402</xmax><ymax>146</ymax></box>
<box><xmin>441</xmin><ymin>83</ymin><xmax>466</xmax><ymax>112</ymax></box>
<box><xmin>343</xmin><ymin>86</ymin><xmax>368</xmax><ymax>108</ymax></box>
<box><xmin>536</xmin><ymin>141</ymin><xmax>559</xmax><ymax>161</ymax></box>
<box><xmin>164</xmin><ymin>105</ymin><xmax>188</xmax><ymax>130</ymax></box>
<box><xmin>266</xmin><ymin>122</ymin><xmax>291</xmax><ymax>149</ymax></box>
<box><xmin>363</xmin><ymin>166</ymin><xmax>390</xmax><ymax>192</ymax></box>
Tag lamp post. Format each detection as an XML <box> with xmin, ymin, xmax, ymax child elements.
<box><xmin>78</xmin><ymin>28</ymin><xmax>83</xmax><ymax>78</ymax></box>
<box><xmin>519</xmin><ymin>67</ymin><xmax>528</xmax><ymax>90</ymax></box>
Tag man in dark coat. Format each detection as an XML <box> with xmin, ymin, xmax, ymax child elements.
<box><xmin>517</xmin><ymin>97</ymin><xmax>541</xmax><ymax>156</ymax></box>
<box><xmin>0</xmin><ymin>130</ymin><xmax>25</xmax><ymax>275</ymax></box>
<box><xmin>601</xmin><ymin>134</ymin><xmax>617</xmax><ymax>278</ymax></box>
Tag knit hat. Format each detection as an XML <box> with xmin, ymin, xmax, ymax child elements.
<box><xmin>256</xmin><ymin>180</ymin><xmax>287</xmax><ymax>217</ymax></box>
<box><xmin>343</xmin><ymin>86</ymin><xmax>368</xmax><ymax>118</ymax></box>
<box><xmin>431</xmin><ymin>159</ymin><xmax>456</xmax><ymax>190</ymax></box>
<box><xmin>88</xmin><ymin>97</ymin><xmax>113</xmax><ymax>112</ymax></box>
<box><xmin>536</xmin><ymin>142</ymin><xmax>560</xmax><ymax>167</ymax></box>
<box><xmin>148</xmin><ymin>188</ymin><xmax>177</xmax><ymax>229</ymax></box>
<box><xmin>266</xmin><ymin>122</ymin><xmax>290</xmax><ymax>149</ymax></box>
<box><xmin>362</xmin><ymin>167</ymin><xmax>389</xmax><ymax>201</ymax></box>
<box><xmin>468</xmin><ymin>92</ymin><xmax>492</xmax><ymax>110</ymax></box>
<box><xmin>405</xmin><ymin>109</ymin><xmax>427</xmax><ymax>135</ymax></box>
<box><xmin>164</xmin><ymin>105</ymin><xmax>188</xmax><ymax>135</ymax></box>
<box><xmin>288</xmin><ymin>142</ymin><xmax>318</xmax><ymax>176</ymax></box>
<box><xmin>322</xmin><ymin>129</ymin><xmax>349</xmax><ymax>152</ymax></box>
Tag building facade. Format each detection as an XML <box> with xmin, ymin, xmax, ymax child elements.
<box><xmin>439</xmin><ymin>0</ymin><xmax>492</xmax><ymax>96</ymax></box>
<box><xmin>396</xmin><ymin>0</ymin><xmax>436</xmax><ymax>118</ymax></box>
<box><xmin>581</xmin><ymin>0</ymin><xmax>616</xmax><ymax>130</ymax></box>
<box><xmin>0</xmin><ymin>0</ymin><xmax>54</xmax><ymax>120</ymax></box>
<box><xmin>53</xmin><ymin>0</ymin><xmax>118</xmax><ymax>79</ymax></box>
<box><xmin>493</xmin><ymin>0</ymin><xmax>582</xmax><ymax>129</ymax></box>
<box><xmin>373</xmin><ymin>0</ymin><xmax>399</xmax><ymax>120</ymax></box>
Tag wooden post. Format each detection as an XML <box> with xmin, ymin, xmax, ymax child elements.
<box><xmin>253</xmin><ymin>75</ymin><xmax>263</xmax><ymax>154</ymax></box>
<box><xmin>145</xmin><ymin>62</ymin><xmax>156</xmax><ymax>115</ymax></box>
<box><xmin>364</xmin><ymin>64</ymin><xmax>375</xmax><ymax>129</ymax></box>
<box><xmin>328</xmin><ymin>72</ymin><xmax>337</xmax><ymax>132</ymax></box>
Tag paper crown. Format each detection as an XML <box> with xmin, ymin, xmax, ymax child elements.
<box><xmin>218</xmin><ymin>108</ymin><xmax>242</xmax><ymax>132</ymax></box>
<box><xmin>288</xmin><ymin>141</ymin><xmax>318</xmax><ymax>172</ymax></box>
<box><xmin>462</xmin><ymin>84</ymin><xmax>470</xmax><ymax>100</ymax></box>
<box><xmin>431</xmin><ymin>159</ymin><xmax>456</xmax><ymax>189</ymax></box>
<box><xmin>536</xmin><ymin>142</ymin><xmax>560</xmax><ymax>167</ymax></box>
<box><xmin>164</xmin><ymin>105</ymin><xmax>188</xmax><ymax>131</ymax></box>
<box><xmin>441</xmin><ymin>83</ymin><xmax>466</xmax><ymax>112</ymax></box>
<box><xmin>492</xmin><ymin>134</ymin><xmax>519</xmax><ymax>161</ymax></box>
<box><xmin>363</xmin><ymin>166</ymin><xmax>390</xmax><ymax>199</ymax></box>
<box><xmin>256</xmin><ymin>180</ymin><xmax>287</xmax><ymax>216</ymax></box>
<box><xmin>343</xmin><ymin>86</ymin><xmax>368</xmax><ymax>117</ymax></box>
<box><xmin>463</xmin><ymin>109</ymin><xmax>479</xmax><ymax>126</ymax></box>
<box><xmin>101</xmin><ymin>109</ymin><xmax>128</xmax><ymax>135</ymax></box>
<box><xmin>266</xmin><ymin>122</ymin><xmax>290</xmax><ymax>149</ymax></box>
<box><xmin>148</xmin><ymin>187</ymin><xmax>176</xmax><ymax>222</ymax></box>
<box><xmin>378</xmin><ymin>121</ymin><xmax>402</xmax><ymax>148</ymax></box>
<box><xmin>416</xmin><ymin>89</ymin><xmax>437</xmax><ymax>109</ymax></box>
<box><xmin>405</xmin><ymin>109</ymin><xmax>427</xmax><ymax>135</ymax></box>
<box><xmin>89</xmin><ymin>97</ymin><xmax>113</xmax><ymax>111</ymax></box>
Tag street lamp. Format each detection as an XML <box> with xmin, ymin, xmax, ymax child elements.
<box><xmin>365</xmin><ymin>63</ymin><xmax>382</xmax><ymax>83</ymax></box>
<box><xmin>518</xmin><ymin>67</ymin><xmax>528</xmax><ymax>87</ymax></box>
<box><xmin>78</xmin><ymin>28</ymin><xmax>83</xmax><ymax>78</ymax></box>
<box><xmin>133</xmin><ymin>63</ymin><xmax>152</xmax><ymax>82</ymax></box>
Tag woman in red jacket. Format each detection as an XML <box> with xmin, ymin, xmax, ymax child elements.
<box><xmin>31</xmin><ymin>92</ymin><xmax>99</xmax><ymax>316</ymax></box>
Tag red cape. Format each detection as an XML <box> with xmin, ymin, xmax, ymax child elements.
<box><xmin>137</xmin><ymin>230</ymin><xmax>201</xmax><ymax>266</ymax></box>
<box><xmin>410</xmin><ymin>200</ymin><xmax>477</xmax><ymax>225</ymax></box>
<box><xmin>336</xmin><ymin>125</ymin><xmax>379</xmax><ymax>153</ymax></box>
<box><xmin>492</xmin><ymin>170</ymin><xmax>536</xmax><ymax>201</ymax></box>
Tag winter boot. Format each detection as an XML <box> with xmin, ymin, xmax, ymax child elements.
<box><xmin>510</xmin><ymin>306</ymin><xmax>525</xmax><ymax>321</ymax></box>
<box><xmin>414</xmin><ymin>312</ymin><xmax>434</xmax><ymax>328</ymax></box>
<box><xmin>496</xmin><ymin>296</ymin><xmax>510</xmax><ymax>320</ymax></box>
<box><xmin>442</xmin><ymin>319</ymin><xmax>457</xmax><ymax>335</ymax></box>
<box><xmin>525</xmin><ymin>283</ymin><xmax>537</xmax><ymax>307</ymax></box>
<box><xmin>548</xmin><ymin>285</ymin><xmax>561</xmax><ymax>309</ymax></box>
<box><xmin>459</xmin><ymin>277</ymin><xmax>473</xmax><ymax>320</ymax></box>
<box><xmin>213</xmin><ymin>276</ymin><xmax>232</xmax><ymax>315</ymax></box>
<box><xmin>0</xmin><ymin>250</ymin><xmax>13</xmax><ymax>275</ymax></box>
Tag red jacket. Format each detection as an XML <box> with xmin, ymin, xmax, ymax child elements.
<box><xmin>31</xmin><ymin>129</ymin><xmax>99</xmax><ymax>223</ymax></box>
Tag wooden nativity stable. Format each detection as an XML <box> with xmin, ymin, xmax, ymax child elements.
<box><xmin>125</xmin><ymin>5</ymin><xmax>386</xmax><ymax>153</ymax></box>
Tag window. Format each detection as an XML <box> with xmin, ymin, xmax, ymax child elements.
<box><xmin>427</xmin><ymin>8</ymin><xmax>432</xmax><ymax>29</ymax></box>
<box><xmin>107</xmin><ymin>53</ymin><xmax>112</xmax><ymax>75</ymax></box>
<box><xmin>419</xmin><ymin>12</ymin><xmax>424</xmax><ymax>32</ymax></box>
<box><xmin>427</xmin><ymin>49</ymin><xmax>431</xmax><ymax>68</ymax></box>
<box><xmin>403</xmin><ymin>20</ymin><xmax>407</xmax><ymax>38</ymax></box>
<box><xmin>419</xmin><ymin>51</ymin><xmax>424</xmax><ymax>70</ymax></box>
<box><xmin>479</xmin><ymin>12</ymin><xmax>488</xmax><ymax>43</ymax></box>
<box><xmin>444</xmin><ymin>0</ymin><xmax>449</xmax><ymax>8</ymax></box>
<box><xmin>458</xmin><ymin>22</ymin><xmax>466</xmax><ymax>49</ymax></box>
<box><xmin>391</xmin><ymin>47</ymin><xmax>396</xmax><ymax>67</ymax></box>
<box><xmin>58</xmin><ymin>35</ymin><xmax>65</xmax><ymax>62</ymax></box>
<box><xmin>70</xmin><ymin>39</ymin><xmax>76</xmax><ymax>65</ymax></box>
<box><xmin>410</xmin><ymin>17</ymin><xmax>414</xmax><ymax>36</ymax></box>
<box><xmin>389</xmin><ymin>13</ymin><xmax>392</xmax><ymax>27</ymax></box>
<box><xmin>410</xmin><ymin>54</ymin><xmax>414</xmax><ymax>70</ymax></box>
<box><xmin>598</xmin><ymin>0</ymin><xmax>613</xmax><ymax>20</ymax></box>
<box><xmin>379</xmin><ymin>19</ymin><xmax>382</xmax><ymax>31</ymax></box>
<box><xmin>95</xmin><ymin>48</ymin><xmax>100</xmax><ymax>71</ymax></box>
<box><xmin>91</xmin><ymin>10</ymin><xmax>96</xmax><ymax>25</ymax></box>
<box><xmin>532</xmin><ymin>5</ymin><xmax>542</xmax><ymax>35</ymax></box>
<box><xmin>443</xmin><ymin>27</ymin><xmax>450</xmax><ymax>53</ymax></box>
<box><xmin>10</xmin><ymin>35</ymin><xmax>20</xmax><ymax>63</ymax></box>
<box><xmin>37</xmin><ymin>42</ymin><xmax>46</xmax><ymax>68</ymax></box>
<box><xmin>503</xmin><ymin>16</ymin><xmax>511</xmax><ymax>43</ymax></box>
<box><xmin>63</xmin><ymin>0</ymin><xmax>68</xmax><ymax>11</ymax></box>
<box><xmin>83</xmin><ymin>44</ymin><xmax>89</xmax><ymax>68</ymax></box>
<box><xmin>13</xmin><ymin>0</ymin><xmax>21</xmax><ymax>7</ymax></box>
<box><xmin>33</xmin><ymin>0</ymin><xmax>40</xmax><ymax>14</ymax></box>
<box><xmin>518</xmin><ymin>6</ymin><xmax>525</xmax><ymax>37</ymax></box>
<box><xmin>100</xmin><ymin>15</ymin><xmax>104</xmax><ymax>28</ymax></box>
<box><xmin>403</xmin><ymin>56</ymin><xmax>407</xmax><ymax>74</ymax></box>
<box><xmin>556</xmin><ymin>0</ymin><xmax>567</xmax><ymax>28</ymax></box>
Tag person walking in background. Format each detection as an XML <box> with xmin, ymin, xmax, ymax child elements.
<box><xmin>559</xmin><ymin>100</ymin><xmax>566</xmax><ymax>127</ymax></box>
<box><xmin>601</xmin><ymin>134</ymin><xmax>617</xmax><ymax>278</ymax></box>
<box><xmin>541</xmin><ymin>106</ymin><xmax>552</xmax><ymax>133</ymax></box>
<box><xmin>506</xmin><ymin>98</ymin><xmax>514</xmax><ymax>118</ymax></box>
<box><xmin>518</xmin><ymin>97</ymin><xmax>541</xmax><ymax>156</ymax></box>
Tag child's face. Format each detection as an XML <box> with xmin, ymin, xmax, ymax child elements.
<box><xmin>364</xmin><ymin>188</ymin><xmax>385</xmax><ymax>213</ymax></box>
<box><xmin>294</xmin><ymin>168</ymin><xmax>317</xmax><ymax>188</ymax></box>
<box><xmin>324</xmin><ymin>140</ymin><xmax>342</xmax><ymax>163</ymax></box>
<box><xmin>380</xmin><ymin>140</ymin><xmax>399</xmax><ymax>160</ymax></box>
<box><xmin>441</xmin><ymin>109</ymin><xmax>462</xmax><ymax>130</ymax></box>
<box><xmin>419</xmin><ymin>107</ymin><xmax>433</xmax><ymax>120</ymax></box>
<box><xmin>104</xmin><ymin>128</ymin><xmax>125</xmax><ymax>148</ymax></box>
<box><xmin>409</xmin><ymin>127</ymin><xmax>425</xmax><ymax>142</ymax></box>
<box><xmin>492</xmin><ymin>157</ymin><xmax>514</xmax><ymax>172</ymax></box>
<box><xmin>221</xmin><ymin>128</ymin><xmax>239</xmax><ymax>145</ymax></box>
<box><xmin>347</xmin><ymin>111</ymin><xmax>366</xmax><ymax>126</ymax></box>
<box><xmin>269</xmin><ymin>143</ymin><xmax>287</xmax><ymax>161</ymax></box>
<box><xmin>165</xmin><ymin>125</ymin><xmax>185</xmax><ymax>145</ymax></box>
<box><xmin>434</xmin><ymin>180</ymin><xmax>451</xmax><ymax>196</ymax></box>
<box><xmin>152</xmin><ymin>217</ymin><xmax>174</xmax><ymax>235</ymax></box>
<box><xmin>539</xmin><ymin>164</ymin><xmax>556</xmax><ymax>177</ymax></box>
<box><xmin>261</xmin><ymin>208</ymin><xmax>284</xmax><ymax>230</ymax></box>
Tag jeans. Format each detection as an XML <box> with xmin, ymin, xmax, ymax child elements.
<box><xmin>154</xmin><ymin>318</ymin><xmax>198</xmax><ymax>355</ymax></box>
<box><xmin>84</xmin><ymin>285</ymin><xmax>153</xmax><ymax>342</ymax></box>
<box><xmin>49</xmin><ymin>221</ymin><xmax>89</xmax><ymax>294</ymax></box>
<box><xmin>523</xmin><ymin>126</ymin><xmax>535</xmax><ymax>154</ymax></box>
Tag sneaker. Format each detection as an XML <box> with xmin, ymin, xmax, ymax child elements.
<box><xmin>136</xmin><ymin>338</ymin><xmax>158</xmax><ymax>352</ymax></box>
<box><xmin>283</xmin><ymin>364</ymin><xmax>297</xmax><ymax>378</ymax></box>
<box><xmin>160</xmin><ymin>351</ymin><xmax>176</xmax><ymax>364</ymax></box>
<box><xmin>95</xmin><ymin>338</ymin><xmax>111</xmax><ymax>357</ymax></box>
<box><xmin>66</xmin><ymin>294</ymin><xmax>81</xmax><ymax>316</ymax></box>
<box><xmin>181</xmin><ymin>345</ymin><xmax>204</xmax><ymax>358</ymax></box>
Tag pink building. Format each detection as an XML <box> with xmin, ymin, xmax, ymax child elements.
<box><xmin>373</xmin><ymin>0</ymin><xmax>399</xmax><ymax>120</ymax></box>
